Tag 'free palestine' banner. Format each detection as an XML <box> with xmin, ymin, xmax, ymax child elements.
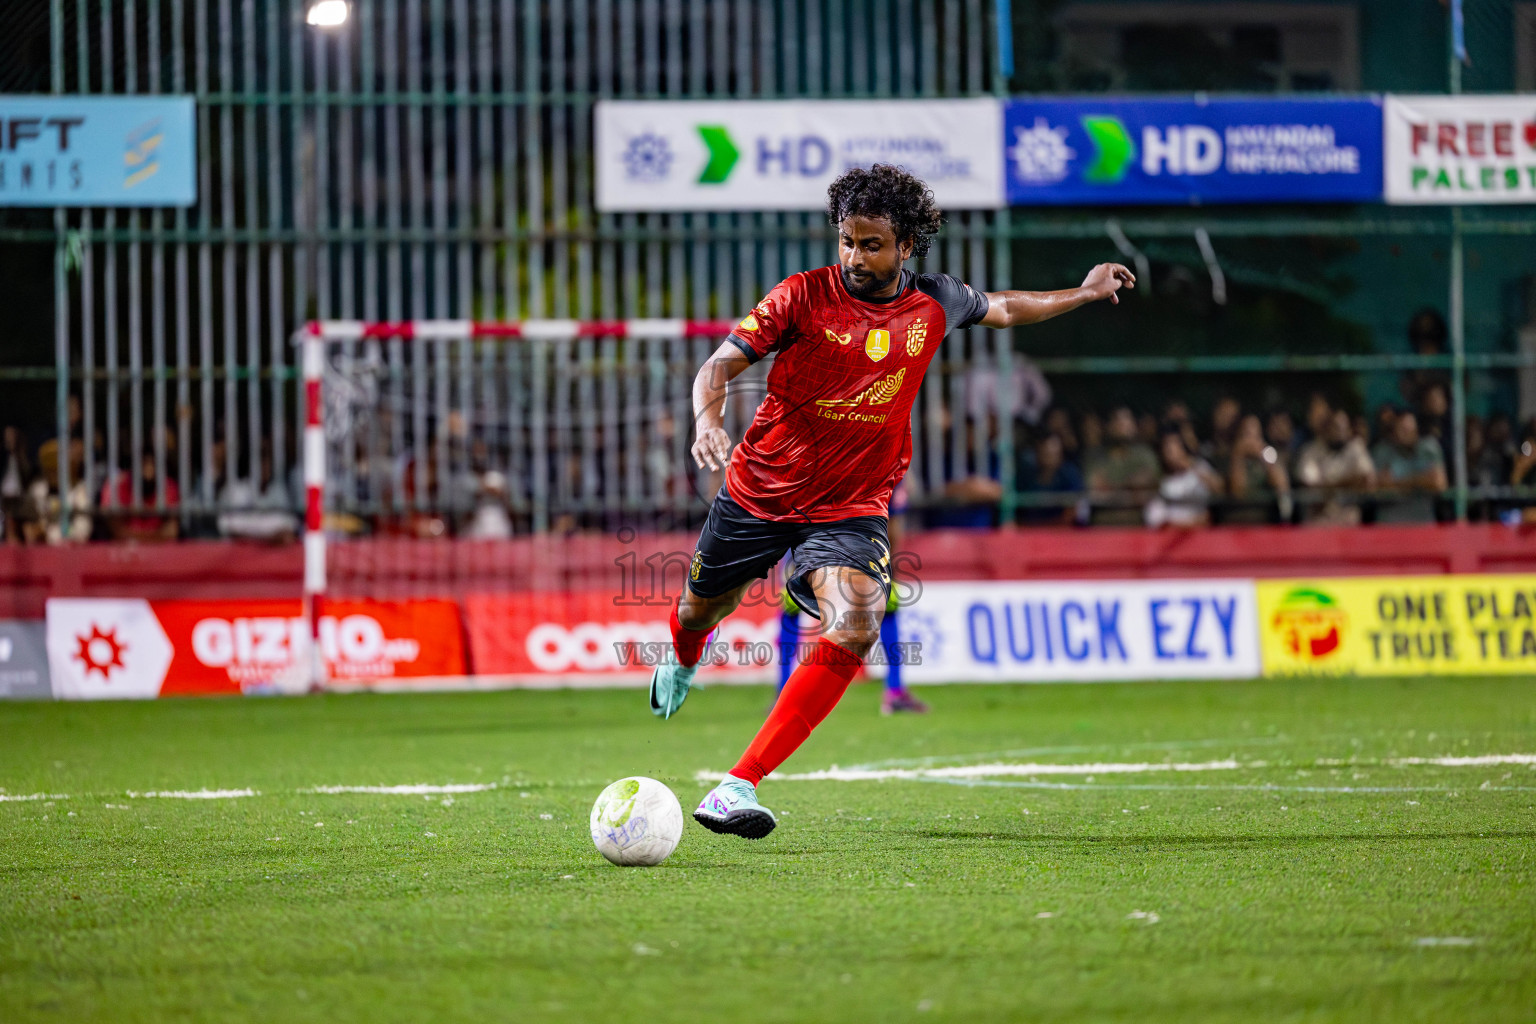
<box><xmin>1385</xmin><ymin>95</ymin><xmax>1536</xmax><ymax>204</ymax></box>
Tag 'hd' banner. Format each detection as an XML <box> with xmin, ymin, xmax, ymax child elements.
<box><xmin>1003</xmin><ymin>97</ymin><xmax>1383</xmax><ymax>206</ymax></box>
<box><xmin>595</xmin><ymin>99</ymin><xmax>1005</xmax><ymax>211</ymax></box>
<box><xmin>1384</xmin><ymin>96</ymin><xmax>1536</xmax><ymax>204</ymax></box>
<box><xmin>899</xmin><ymin>580</ymin><xmax>1261</xmax><ymax>684</ymax></box>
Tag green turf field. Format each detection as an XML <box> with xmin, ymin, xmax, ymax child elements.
<box><xmin>2</xmin><ymin>676</ymin><xmax>1533</xmax><ymax>1023</ymax></box>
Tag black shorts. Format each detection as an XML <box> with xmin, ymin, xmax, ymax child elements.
<box><xmin>687</xmin><ymin>485</ymin><xmax>891</xmax><ymax>620</ymax></box>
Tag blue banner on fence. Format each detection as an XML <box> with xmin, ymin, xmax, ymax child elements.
<box><xmin>1003</xmin><ymin>97</ymin><xmax>1383</xmax><ymax>206</ymax></box>
<box><xmin>0</xmin><ymin>96</ymin><xmax>195</xmax><ymax>207</ymax></box>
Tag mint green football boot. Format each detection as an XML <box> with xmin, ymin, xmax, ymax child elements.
<box><xmin>693</xmin><ymin>776</ymin><xmax>777</xmax><ymax>839</ymax></box>
<box><xmin>648</xmin><ymin>659</ymin><xmax>700</xmax><ymax>719</ymax></box>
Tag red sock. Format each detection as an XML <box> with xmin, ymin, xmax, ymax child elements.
<box><xmin>670</xmin><ymin>605</ymin><xmax>713</xmax><ymax>669</ymax></box>
<box><xmin>730</xmin><ymin>638</ymin><xmax>862</xmax><ymax>785</ymax></box>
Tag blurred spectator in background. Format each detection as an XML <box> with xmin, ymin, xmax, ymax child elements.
<box><xmin>1399</xmin><ymin>308</ymin><xmax>1451</xmax><ymax>408</ymax></box>
<box><xmin>1162</xmin><ymin>400</ymin><xmax>1201</xmax><ymax>457</ymax></box>
<box><xmin>1266</xmin><ymin>409</ymin><xmax>1300</xmax><ymax>473</ymax></box>
<box><xmin>1224</xmin><ymin>414</ymin><xmax>1291</xmax><ymax>524</ymax></box>
<box><xmin>463</xmin><ymin>469</ymin><xmax>514</xmax><ymax>539</ymax></box>
<box><xmin>926</xmin><ymin>415</ymin><xmax>1002</xmax><ymax>529</ymax></box>
<box><xmin>1302</xmin><ymin>392</ymin><xmax>1332</xmax><ymax>448</ymax></box>
<box><xmin>34</xmin><ymin>437</ymin><xmax>94</xmax><ymax>544</ymax></box>
<box><xmin>1371</xmin><ymin>410</ymin><xmax>1446</xmax><ymax>524</ymax></box>
<box><xmin>1373</xmin><ymin>405</ymin><xmax>1399</xmax><ymax>447</ymax></box>
<box><xmin>1296</xmin><ymin>409</ymin><xmax>1375</xmax><ymax>525</ymax></box>
<box><xmin>1136</xmin><ymin>411</ymin><xmax>1160</xmax><ymax>448</ymax></box>
<box><xmin>100</xmin><ymin>451</ymin><xmax>179</xmax><ymax>541</ymax></box>
<box><xmin>1416</xmin><ymin>383</ymin><xmax>1450</xmax><ymax>447</ymax></box>
<box><xmin>1043</xmin><ymin>407</ymin><xmax>1079</xmax><ymax>461</ymax></box>
<box><xmin>1507</xmin><ymin>420</ymin><xmax>1536</xmax><ymax>523</ymax></box>
<box><xmin>1</xmin><ymin>426</ymin><xmax>33</xmax><ymax>543</ymax></box>
<box><xmin>1080</xmin><ymin>410</ymin><xmax>1104</xmax><ymax>458</ymax></box>
<box><xmin>218</xmin><ymin>441</ymin><xmax>296</xmax><ymax>542</ymax></box>
<box><xmin>1145</xmin><ymin>431</ymin><xmax>1223</xmax><ymax>528</ymax></box>
<box><xmin>1087</xmin><ymin>406</ymin><xmax>1159</xmax><ymax>526</ymax></box>
<box><xmin>1465</xmin><ymin>414</ymin><xmax>1514</xmax><ymax>521</ymax></box>
<box><xmin>1016</xmin><ymin>432</ymin><xmax>1083</xmax><ymax>526</ymax></box>
<box><xmin>1200</xmin><ymin>396</ymin><xmax>1242</xmax><ymax>467</ymax></box>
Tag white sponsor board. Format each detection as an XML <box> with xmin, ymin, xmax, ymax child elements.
<box><xmin>897</xmin><ymin>580</ymin><xmax>1260</xmax><ymax>683</ymax></box>
<box><xmin>1385</xmin><ymin>95</ymin><xmax>1536</xmax><ymax>204</ymax></box>
<box><xmin>595</xmin><ymin>99</ymin><xmax>1005</xmax><ymax>211</ymax></box>
<box><xmin>46</xmin><ymin>599</ymin><xmax>174</xmax><ymax>700</ymax></box>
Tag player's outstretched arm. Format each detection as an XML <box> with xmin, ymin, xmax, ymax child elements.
<box><xmin>978</xmin><ymin>262</ymin><xmax>1136</xmax><ymax>328</ymax></box>
<box><xmin>691</xmin><ymin>341</ymin><xmax>754</xmax><ymax>471</ymax></box>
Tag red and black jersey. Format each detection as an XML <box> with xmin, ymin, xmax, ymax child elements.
<box><xmin>723</xmin><ymin>264</ymin><xmax>989</xmax><ymax>522</ymax></box>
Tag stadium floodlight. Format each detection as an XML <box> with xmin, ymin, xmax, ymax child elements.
<box><xmin>306</xmin><ymin>1</ymin><xmax>349</xmax><ymax>27</ymax></box>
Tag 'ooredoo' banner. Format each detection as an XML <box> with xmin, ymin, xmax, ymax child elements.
<box><xmin>465</xmin><ymin>591</ymin><xmax>780</xmax><ymax>684</ymax></box>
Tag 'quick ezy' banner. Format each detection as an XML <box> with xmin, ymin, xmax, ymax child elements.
<box><xmin>1003</xmin><ymin>97</ymin><xmax>1383</xmax><ymax>206</ymax></box>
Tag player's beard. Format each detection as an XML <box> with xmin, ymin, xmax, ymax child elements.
<box><xmin>840</xmin><ymin>263</ymin><xmax>900</xmax><ymax>300</ymax></box>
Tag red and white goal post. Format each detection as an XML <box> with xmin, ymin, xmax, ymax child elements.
<box><xmin>299</xmin><ymin>318</ymin><xmax>738</xmax><ymax>689</ymax></box>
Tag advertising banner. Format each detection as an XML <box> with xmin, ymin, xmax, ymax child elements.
<box><xmin>595</xmin><ymin>99</ymin><xmax>1004</xmax><ymax>211</ymax></box>
<box><xmin>897</xmin><ymin>580</ymin><xmax>1261</xmax><ymax>684</ymax></box>
<box><xmin>1258</xmin><ymin>575</ymin><xmax>1536</xmax><ymax>676</ymax></box>
<box><xmin>1003</xmin><ymin>97</ymin><xmax>1382</xmax><ymax>206</ymax></box>
<box><xmin>0</xmin><ymin>621</ymin><xmax>52</xmax><ymax>699</ymax></box>
<box><xmin>465</xmin><ymin>591</ymin><xmax>781</xmax><ymax>684</ymax></box>
<box><xmin>1384</xmin><ymin>95</ymin><xmax>1536</xmax><ymax>204</ymax></box>
<box><xmin>0</xmin><ymin>96</ymin><xmax>195</xmax><ymax>207</ymax></box>
<box><xmin>46</xmin><ymin>598</ymin><xmax>466</xmax><ymax>698</ymax></box>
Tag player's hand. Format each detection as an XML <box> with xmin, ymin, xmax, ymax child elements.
<box><xmin>692</xmin><ymin>424</ymin><xmax>733</xmax><ymax>472</ymax></box>
<box><xmin>1081</xmin><ymin>263</ymin><xmax>1136</xmax><ymax>305</ymax></box>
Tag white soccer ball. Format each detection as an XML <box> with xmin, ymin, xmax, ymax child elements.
<box><xmin>589</xmin><ymin>776</ymin><xmax>683</xmax><ymax>866</ymax></box>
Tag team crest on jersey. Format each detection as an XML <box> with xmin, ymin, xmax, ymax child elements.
<box><xmin>690</xmin><ymin>551</ymin><xmax>703</xmax><ymax>581</ymax></box>
<box><xmin>824</xmin><ymin>327</ymin><xmax>851</xmax><ymax>346</ymax></box>
<box><xmin>905</xmin><ymin>319</ymin><xmax>927</xmax><ymax>357</ymax></box>
<box><xmin>864</xmin><ymin>329</ymin><xmax>890</xmax><ymax>362</ymax></box>
<box><xmin>738</xmin><ymin>313</ymin><xmax>759</xmax><ymax>332</ymax></box>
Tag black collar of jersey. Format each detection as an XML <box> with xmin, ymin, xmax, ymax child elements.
<box><xmin>834</xmin><ymin>266</ymin><xmax>912</xmax><ymax>307</ymax></box>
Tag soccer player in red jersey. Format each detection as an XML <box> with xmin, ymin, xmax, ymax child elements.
<box><xmin>651</xmin><ymin>164</ymin><xmax>1135</xmax><ymax>839</ymax></box>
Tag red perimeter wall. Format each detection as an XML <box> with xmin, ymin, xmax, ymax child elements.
<box><xmin>2</xmin><ymin>524</ymin><xmax>1533</xmax><ymax>619</ymax></box>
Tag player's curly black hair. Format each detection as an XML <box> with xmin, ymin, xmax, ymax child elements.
<box><xmin>825</xmin><ymin>164</ymin><xmax>943</xmax><ymax>260</ymax></box>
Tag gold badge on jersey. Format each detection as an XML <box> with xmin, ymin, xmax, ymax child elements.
<box><xmin>738</xmin><ymin>314</ymin><xmax>759</xmax><ymax>332</ymax></box>
<box><xmin>864</xmin><ymin>328</ymin><xmax>890</xmax><ymax>362</ymax></box>
<box><xmin>905</xmin><ymin>318</ymin><xmax>927</xmax><ymax>357</ymax></box>
<box><xmin>824</xmin><ymin>327</ymin><xmax>851</xmax><ymax>346</ymax></box>
<box><xmin>690</xmin><ymin>550</ymin><xmax>703</xmax><ymax>581</ymax></box>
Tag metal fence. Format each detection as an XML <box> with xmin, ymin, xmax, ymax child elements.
<box><xmin>36</xmin><ymin>0</ymin><xmax>1016</xmax><ymax>536</ymax></box>
<box><xmin>16</xmin><ymin>0</ymin><xmax>1536</xmax><ymax>540</ymax></box>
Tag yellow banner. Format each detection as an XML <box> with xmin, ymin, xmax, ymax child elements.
<box><xmin>1257</xmin><ymin>575</ymin><xmax>1536</xmax><ymax>676</ymax></box>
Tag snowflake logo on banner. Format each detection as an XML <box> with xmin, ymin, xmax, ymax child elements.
<box><xmin>621</xmin><ymin>132</ymin><xmax>674</xmax><ymax>182</ymax></box>
<box><xmin>1008</xmin><ymin>118</ymin><xmax>1075</xmax><ymax>184</ymax></box>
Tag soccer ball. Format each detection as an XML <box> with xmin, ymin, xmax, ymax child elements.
<box><xmin>589</xmin><ymin>776</ymin><xmax>683</xmax><ymax>866</ymax></box>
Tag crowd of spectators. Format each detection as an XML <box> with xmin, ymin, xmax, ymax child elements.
<box><xmin>922</xmin><ymin>384</ymin><xmax>1534</xmax><ymax>530</ymax></box>
<box><xmin>4</xmin><ymin>375</ymin><xmax>1535</xmax><ymax>545</ymax></box>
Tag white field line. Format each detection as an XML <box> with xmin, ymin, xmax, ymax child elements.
<box><xmin>0</xmin><ymin>793</ymin><xmax>69</xmax><ymax>802</ymax></box>
<box><xmin>304</xmin><ymin>783</ymin><xmax>499</xmax><ymax>795</ymax></box>
<box><xmin>126</xmin><ymin>789</ymin><xmax>259</xmax><ymax>799</ymax></box>
<box><xmin>1388</xmin><ymin>754</ymin><xmax>1536</xmax><ymax>767</ymax></box>
<box><xmin>697</xmin><ymin>753</ymin><xmax>1536</xmax><ymax>785</ymax></box>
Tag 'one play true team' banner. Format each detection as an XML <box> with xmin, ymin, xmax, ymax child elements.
<box><xmin>1257</xmin><ymin>575</ymin><xmax>1536</xmax><ymax>675</ymax></box>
